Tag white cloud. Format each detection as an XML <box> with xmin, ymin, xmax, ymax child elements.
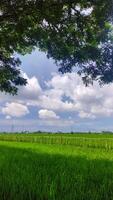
<box><xmin>1</xmin><ymin>72</ymin><xmax>113</xmax><ymax>120</ymax></box>
<box><xmin>0</xmin><ymin>72</ymin><xmax>42</xmax><ymax>103</ymax></box>
<box><xmin>2</xmin><ymin>102</ymin><xmax>29</xmax><ymax>117</ymax></box>
<box><xmin>42</xmin><ymin>73</ymin><xmax>113</xmax><ymax>119</ymax></box>
<box><xmin>18</xmin><ymin>73</ymin><xmax>42</xmax><ymax>101</ymax></box>
<box><xmin>74</xmin><ymin>5</ymin><xmax>93</xmax><ymax>16</ymax></box>
<box><xmin>38</xmin><ymin>109</ymin><xmax>60</xmax><ymax>120</ymax></box>
<box><xmin>78</xmin><ymin>111</ymin><xmax>95</xmax><ymax>119</ymax></box>
<box><xmin>38</xmin><ymin>94</ymin><xmax>74</xmax><ymax>111</ymax></box>
<box><xmin>81</xmin><ymin>7</ymin><xmax>93</xmax><ymax>16</ymax></box>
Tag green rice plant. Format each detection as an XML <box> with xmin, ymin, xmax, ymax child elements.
<box><xmin>0</xmin><ymin>141</ymin><xmax>113</xmax><ymax>199</ymax></box>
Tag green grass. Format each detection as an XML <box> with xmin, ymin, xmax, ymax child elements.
<box><xmin>0</xmin><ymin>134</ymin><xmax>113</xmax><ymax>199</ymax></box>
<box><xmin>1</xmin><ymin>133</ymin><xmax>113</xmax><ymax>149</ymax></box>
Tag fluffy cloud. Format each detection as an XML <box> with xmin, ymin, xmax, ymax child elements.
<box><xmin>1</xmin><ymin>72</ymin><xmax>113</xmax><ymax>120</ymax></box>
<box><xmin>42</xmin><ymin>73</ymin><xmax>113</xmax><ymax>119</ymax></box>
<box><xmin>78</xmin><ymin>111</ymin><xmax>95</xmax><ymax>119</ymax></box>
<box><xmin>0</xmin><ymin>73</ymin><xmax>42</xmax><ymax>104</ymax></box>
<box><xmin>17</xmin><ymin>73</ymin><xmax>42</xmax><ymax>102</ymax></box>
<box><xmin>38</xmin><ymin>109</ymin><xmax>60</xmax><ymax>120</ymax></box>
<box><xmin>2</xmin><ymin>102</ymin><xmax>29</xmax><ymax>117</ymax></box>
<box><xmin>38</xmin><ymin>94</ymin><xmax>74</xmax><ymax>111</ymax></box>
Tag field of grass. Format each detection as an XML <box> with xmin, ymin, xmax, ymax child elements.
<box><xmin>0</xmin><ymin>133</ymin><xmax>113</xmax><ymax>200</ymax></box>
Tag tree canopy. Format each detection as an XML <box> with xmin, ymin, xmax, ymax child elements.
<box><xmin>0</xmin><ymin>0</ymin><xmax>113</xmax><ymax>94</ymax></box>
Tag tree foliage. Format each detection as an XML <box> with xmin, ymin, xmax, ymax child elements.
<box><xmin>0</xmin><ymin>0</ymin><xmax>113</xmax><ymax>94</ymax></box>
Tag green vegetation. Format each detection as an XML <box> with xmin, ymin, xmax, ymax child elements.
<box><xmin>1</xmin><ymin>1</ymin><xmax>113</xmax><ymax>94</ymax></box>
<box><xmin>0</xmin><ymin>133</ymin><xmax>113</xmax><ymax>199</ymax></box>
<box><xmin>1</xmin><ymin>133</ymin><xmax>113</xmax><ymax>149</ymax></box>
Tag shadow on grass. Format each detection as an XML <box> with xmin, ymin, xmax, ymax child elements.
<box><xmin>0</xmin><ymin>145</ymin><xmax>113</xmax><ymax>200</ymax></box>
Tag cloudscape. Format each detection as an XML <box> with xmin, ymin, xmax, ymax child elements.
<box><xmin>0</xmin><ymin>49</ymin><xmax>113</xmax><ymax>132</ymax></box>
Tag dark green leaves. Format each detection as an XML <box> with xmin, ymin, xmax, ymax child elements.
<box><xmin>0</xmin><ymin>0</ymin><xmax>113</xmax><ymax>94</ymax></box>
<box><xmin>0</xmin><ymin>52</ymin><xmax>27</xmax><ymax>95</ymax></box>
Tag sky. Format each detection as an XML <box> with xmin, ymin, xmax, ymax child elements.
<box><xmin>1</xmin><ymin>49</ymin><xmax>113</xmax><ymax>132</ymax></box>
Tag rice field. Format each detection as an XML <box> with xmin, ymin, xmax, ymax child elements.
<box><xmin>0</xmin><ymin>133</ymin><xmax>113</xmax><ymax>200</ymax></box>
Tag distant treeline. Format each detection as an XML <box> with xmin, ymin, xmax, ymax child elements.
<box><xmin>0</xmin><ymin>131</ymin><xmax>113</xmax><ymax>134</ymax></box>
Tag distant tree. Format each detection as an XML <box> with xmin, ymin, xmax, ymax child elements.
<box><xmin>0</xmin><ymin>0</ymin><xmax>113</xmax><ymax>94</ymax></box>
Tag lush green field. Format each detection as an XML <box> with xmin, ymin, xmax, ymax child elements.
<box><xmin>1</xmin><ymin>133</ymin><xmax>113</xmax><ymax>149</ymax></box>
<box><xmin>0</xmin><ymin>133</ymin><xmax>113</xmax><ymax>200</ymax></box>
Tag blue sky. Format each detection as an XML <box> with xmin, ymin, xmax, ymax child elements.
<box><xmin>0</xmin><ymin>49</ymin><xmax>113</xmax><ymax>132</ymax></box>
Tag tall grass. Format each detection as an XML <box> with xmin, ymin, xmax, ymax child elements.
<box><xmin>0</xmin><ymin>134</ymin><xmax>113</xmax><ymax>199</ymax></box>
<box><xmin>0</xmin><ymin>133</ymin><xmax>113</xmax><ymax>150</ymax></box>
